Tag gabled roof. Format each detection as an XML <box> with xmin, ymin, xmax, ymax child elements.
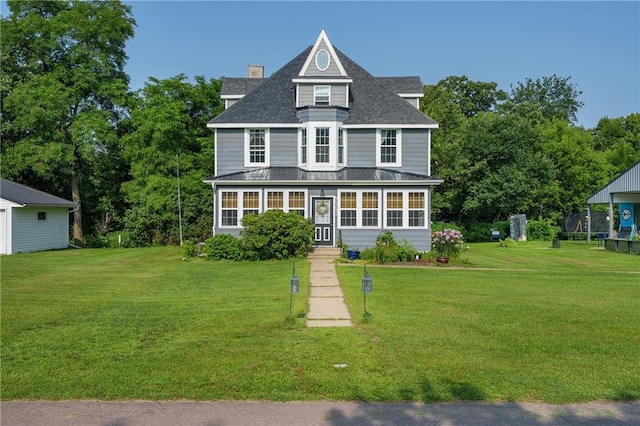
<box><xmin>208</xmin><ymin>36</ymin><xmax>437</xmax><ymax>127</ymax></box>
<box><xmin>205</xmin><ymin>167</ymin><xmax>443</xmax><ymax>185</ymax></box>
<box><xmin>0</xmin><ymin>178</ymin><xmax>77</xmax><ymax>207</ymax></box>
<box><xmin>588</xmin><ymin>161</ymin><xmax>640</xmax><ymax>204</ymax></box>
<box><xmin>298</xmin><ymin>29</ymin><xmax>348</xmax><ymax>78</ymax></box>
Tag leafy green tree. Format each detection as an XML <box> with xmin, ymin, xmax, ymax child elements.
<box><xmin>592</xmin><ymin>113</ymin><xmax>640</xmax><ymax>174</ymax></box>
<box><xmin>506</xmin><ymin>74</ymin><xmax>584</xmax><ymax>123</ymax></box>
<box><xmin>121</xmin><ymin>75</ymin><xmax>222</xmax><ymax>246</ymax></box>
<box><xmin>457</xmin><ymin>111</ymin><xmax>554</xmax><ymax>224</ymax></box>
<box><xmin>0</xmin><ymin>0</ymin><xmax>135</xmax><ymax>244</ymax></box>
<box><xmin>539</xmin><ymin>120</ymin><xmax>612</xmax><ymax>219</ymax></box>
<box><xmin>421</xmin><ymin>76</ymin><xmax>506</xmax><ymax>221</ymax></box>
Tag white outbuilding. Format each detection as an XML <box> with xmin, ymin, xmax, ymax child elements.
<box><xmin>0</xmin><ymin>178</ymin><xmax>77</xmax><ymax>255</ymax></box>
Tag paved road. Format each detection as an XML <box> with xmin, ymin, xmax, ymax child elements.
<box><xmin>2</xmin><ymin>400</ymin><xmax>639</xmax><ymax>425</ymax></box>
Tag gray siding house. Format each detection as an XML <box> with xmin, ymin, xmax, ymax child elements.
<box><xmin>205</xmin><ymin>30</ymin><xmax>442</xmax><ymax>251</ymax></box>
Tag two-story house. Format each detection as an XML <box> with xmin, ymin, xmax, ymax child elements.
<box><xmin>204</xmin><ymin>30</ymin><xmax>442</xmax><ymax>251</ymax></box>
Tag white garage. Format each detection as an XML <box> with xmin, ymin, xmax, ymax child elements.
<box><xmin>0</xmin><ymin>178</ymin><xmax>77</xmax><ymax>255</ymax></box>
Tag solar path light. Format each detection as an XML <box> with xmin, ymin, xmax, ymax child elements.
<box><xmin>289</xmin><ymin>263</ymin><xmax>299</xmax><ymax>318</ymax></box>
<box><xmin>362</xmin><ymin>264</ymin><xmax>372</xmax><ymax>319</ymax></box>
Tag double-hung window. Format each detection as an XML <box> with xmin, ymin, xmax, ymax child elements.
<box><xmin>315</xmin><ymin>128</ymin><xmax>330</xmax><ymax>163</ymax></box>
<box><xmin>221</xmin><ymin>192</ymin><xmax>238</xmax><ymax>226</ymax></box>
<box><xmin>408</xmin><ymin>192</ymin><xmax>425</xmax><ymax>227</ymax></box>
<box><xmin>338</xmin><ymin>128</ymin><xmax>344</xmax><ymax>165</ymax></box>
<box><xmin>338</xmin><ymin>190</ymin><xmax>381</xmax><ymax>228</ymax></box>
<box><xmin>288</xmin><ymin>191</ymin><xmax>306</xmax><ymax>216</ymax></box>
<box><xmin>220</xmin><ymin>191</ymin><xmax>262</xmax><ymax>227</ymax></box>
<box><xmin>386</xmin><ymin>192</ymin><xmax>404</xmax><ymax>227</ymax></box>
<box><xmin>383</xmin><ymin>190</ymin><xmax>428</xmax><ymax>229</ymax></box>
<box><xmin>245</xmin><ymin>129</ymin><xmax>269</xmax><ymax>167</ymax></box>
<box><xmin>314</xmin><ymin>85</ymin><xmax>330</xmax><ymax>105</ymax></box>
<box><xmin>362</xmin><ymin>192</ymin><xmax>379</xmax><ymax>227</ymax></box>
<box><xmin>377</xmin><ymin>129</ymin><xmax>401</xmax><ymax>167</ymax></box>
<box><xmin>300</xmin><ymin>128</ymin><xmax>307</xmax><ymax>164</ymax></box>
<box><xmin>242</xmin><ymin>191</ymin><xmax>260</xmax><ymax>217</ymax></box>
<box><xmin>340</xmin><ymin>192</ymin><xmax>357</xmax><ymax>227</ymax></box>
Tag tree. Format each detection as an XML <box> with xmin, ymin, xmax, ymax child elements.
<box><xmin>121</xmin><ymin>75</ymin><xmax>222</xmax><ymax>246</ymax></box>
<box><xmin>539</xmin><ymin>120</ymin><xmax>612</xmax><ymax>219</ymax></box>
<box><xmin>421</xmin><ymin>76</ymin><xmax>506</xmax><ymax>221</ymax></box>
<box><xmin>456</xmin><ymin>111</ymin><xmax>555</xmax><ymax>224</ymax></box>
<box><xmin>0</xmin><ymin>0</ymin><xmax>135</xmax><ymax>245</ymax></box>
<box><xmin>592</xmin><ymin>113</ymin><xmax>640</xmax><ymax>174</ymax></box>
<box><xmin>506</xmin><ymin>74</ymin><xmax>584</xmax><ymax>123</ymax></box>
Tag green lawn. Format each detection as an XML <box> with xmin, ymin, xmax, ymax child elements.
<box><xmin>1</xmin><ymin>242</ymin><xmax>638</xmax><ymax>402</ymax></box>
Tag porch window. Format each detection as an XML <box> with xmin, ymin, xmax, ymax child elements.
<box><xmin>340</xmin><ymin>192</ymin><xmax>357</xmax><ymax>227</ymax></box>
<box><xmin>242</xmin><ymin>191</ymin><xmax>260</xmax><ymax>217</ymax></box>
<box><xmin>386</xmin><ymin>192</ymin><xmax>403</xmax><ymax>227</ymax></box>
<box><xmin>267</xmin><ymin>191</ymin><xmax>284</xmax><ymax>210</ymax></box>
<box><xmin>221</xmin><ymin>192</ymin><xmax>238</xmax><ymax>226</ymax></box>
<box><xmin>408</xmin><ymin>192</ymin><xmax>425</xmax><ymax>227</ymax></box>
<box><xmin>289</xmin><ymin>191</ymin><xmax>306</xmax><ymax>216</ymax></box>
<box><xmin>362</xmin><ymin>192</ymin><xmax>379</xmax><ymax>227</ymax></box>
<box><xmin>315</xmin><ymin>128</ymin><xmax>330</xmax><ymax>163</ymax></box>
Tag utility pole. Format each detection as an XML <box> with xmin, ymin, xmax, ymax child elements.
<box><xmin>177</xmin><ymin>155</ymin><xmax>183</xmax><ymax>246</ymax></box>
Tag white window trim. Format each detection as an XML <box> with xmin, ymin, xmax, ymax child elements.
<box><xmin>218</xmin><ymin>190</ymin><xmax>263</xmax><ymax>229</ymax></box>
<box><xmin>302</xmin><ymin>122</ymin><xmax>339</xmax><ymax>171</ymax></box>
<box><xmin>376</xmin><ymin>129</ymin><xmax>402</xmax><ymax>167</ymax></box>
<box><xmin>338</xmin><ymin>128</ymin><xmax>346</xmax><ymax>165</ymax></box>
<box><xmin>382</xmin><ymin>189</ymin><xmax>429</xmax><ymax>230</ymax></box>
<box><xmin>299</xmin><ymin>128</ymin><xmax>308</xmax><ymax>165</ymax></box>
<box><xmin>265</xmin><ymin>189</ymin><xmax>309</xmax><ymax>217</ymax></box>
<box><xmin>244</xmin><ymin>128</ymin><xmax>270</xmax><ymax>167</ymax></box>
<box><xmin>337</xmin><ymin>189</ymin><xmax>382</xmax><ymax>229</ymax></box>
<box><xmin>314</xmin><ymin>85</ymin><xmax>331</xmax><ymax>105</ymax></box>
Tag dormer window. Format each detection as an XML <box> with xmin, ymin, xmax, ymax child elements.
<box><xmin>314</xmin><ymin>85</ymin><xmax>330</xmax><ymax>105</ymax></box>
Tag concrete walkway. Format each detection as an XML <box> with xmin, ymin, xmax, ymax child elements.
<box><xmin>306</xmin><ymin>247</ymin><xmax>352</xmax><ymax>327</ymax></box>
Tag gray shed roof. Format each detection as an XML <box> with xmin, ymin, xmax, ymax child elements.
<box><xmin>205</xmin><ymin>167</ymin><xmax>443</xmax><ymax>185</ymax></box>
<box><xmin>588</xmin><ymin>161</ymin><xmax>640</xmax><ymax>204</ymax></box>
<box><xmin>209</xmin><ymin>46</ymin><xmax>436</xmax><ymax>126</ymax></box>
<box><xmin>0</xmin><ymin>178</ymin><xmax>77</xmax><ymax>207</ymax></box>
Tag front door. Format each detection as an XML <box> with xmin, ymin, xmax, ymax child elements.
<box><xmin>312</xmin><ymin>197</ymin><xmax>333</xmax><ymax>246</ymax></box>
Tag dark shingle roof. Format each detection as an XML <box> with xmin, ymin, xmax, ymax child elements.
<box><xmin>208</xmin><ymin>45</ymin><xmax>436</xmax><ymax>126</ymax></box>
<box><xmin>376</xmin><ymin>77</ymin><xmax>423</xmax><ymax>95</ymax></box>
<box><xmin>0</xmin><ymin>178</ymin><xmax>77</xmax><ymax>207</ymax></box>
<box><xmin>220</xmin><ymin>78</ymin><xmax>264</xmax><ymax>97</ymax></box>
<box><xmin>207</xmin><ymin>167</ymin><xmax>443</xmax><ymax>184</ymax></box>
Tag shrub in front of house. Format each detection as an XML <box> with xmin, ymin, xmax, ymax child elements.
<box><xmin>240</xmin><ymin>210</ymin><xmax>315</xmax><ymax>260</ymax></box>
<box><xmin>203</xmin><ymin>234</ymin><xmax>245</xmax><ymax>261</ymax></box>
<box><xmin>358</xmin><ymin>231</ymin><xmax>418</xmax><ymax>264</ymax></box>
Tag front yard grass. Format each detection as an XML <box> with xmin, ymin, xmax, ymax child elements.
<box><xmin>1</xmin><ymin>242</ymin><xmax>638</xmax><ymax>402</ymax></box>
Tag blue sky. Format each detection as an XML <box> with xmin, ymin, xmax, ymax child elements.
<box><xmin>3</xmin><ymin>1</ymin><xmax>639</xmax><ymax>128</ymax></box>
